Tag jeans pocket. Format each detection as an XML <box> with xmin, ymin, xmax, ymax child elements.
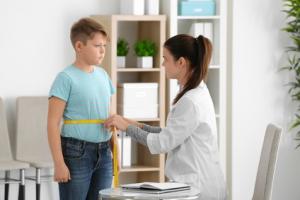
<box><xmin>62</xmin><ymin>140</ymin><xmax>85</xmax><ymax>159</ymax></box>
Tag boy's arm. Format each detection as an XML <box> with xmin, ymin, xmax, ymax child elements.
<box><xmin>48</xmin><ymin>97</ymin><xmax>70</xmax><ymax>182</ymax></box>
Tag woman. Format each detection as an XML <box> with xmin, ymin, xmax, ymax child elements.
<box><xmin>104</xmin><ymin>34</ymin><xmax>226</xmax><ymax>200</ymax></box>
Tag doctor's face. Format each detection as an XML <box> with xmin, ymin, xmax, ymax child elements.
<box><xmin>162</xmin><ymin>48</ymin><xmax>181</xmax><ymax>79</ymax></box>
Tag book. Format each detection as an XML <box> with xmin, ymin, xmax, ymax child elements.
<box><xmin>121</xmin><ymin>182</ymin><xmax>191</xmax><ymax>194</ymax></box>
<box><xmin>122</xmin><ymin>132</ymin><xmax>132</xmax><ymax>167</ymax></box>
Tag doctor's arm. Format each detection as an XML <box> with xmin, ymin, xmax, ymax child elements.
<box><xmin>146</xmin><ymin>97</ymin><xmax>198</xmax><ymax>154</ymax></box>
<box><xmin>105</xmin><ymin>97</ymin><xmax>197</xmax><ymax>154</ymax></box>
<box><xmin>104</xmin><ymin>115</ymin><xmax>150</xmax><ymax>146</ymax></box>
<box><xmin>123</xmin><ymin>117</ymin><xmax>162</xmax><ymax>133</ymax></box>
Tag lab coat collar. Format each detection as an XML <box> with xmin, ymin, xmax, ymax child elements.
<box><xmin>198</xmin><ymin>80</ymin><xmax>205</xmax><ymax>88</ymax></box>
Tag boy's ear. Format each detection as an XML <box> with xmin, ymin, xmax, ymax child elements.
<box><xmin>74</xmin><ymin>41</ymin><xmax>84</xmax><ymax>52</ymax></box>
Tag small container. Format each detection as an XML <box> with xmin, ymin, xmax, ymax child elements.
<box><xmin>179</xmin><ymin>0</ymin><xmax>216</xmax><ymax>16</ymax></box>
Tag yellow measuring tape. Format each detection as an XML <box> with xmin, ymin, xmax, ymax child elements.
<box><xmin>64</xmin><ymin>119</ymin><xmax>119</xmax><ymax>187</ymax></box>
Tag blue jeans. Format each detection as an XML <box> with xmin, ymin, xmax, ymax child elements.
<box><xmin>59</xmin><ymin>137</ymin><xmax>112</xmax><ymax>200</ymax></box>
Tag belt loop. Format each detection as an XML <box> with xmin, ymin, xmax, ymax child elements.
<box><xmin>82</xmin><ymin>140</ymin><xmax>86</xmax><ymax>149</ymax></box>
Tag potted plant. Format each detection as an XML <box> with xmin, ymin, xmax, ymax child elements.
<box><xmin>117</xmin><ymin>38</ymin><xmax>129</xmax><ymax>68</ymax></box>
<box><xmin>282</xmin><ymin>0</ymin><xmax>300</xmax><ymax>146</ymax></box>
<box><xmin>134</xmin><ymin>39</ymin><xmax>157</xmax><ymax>68</ymax></box>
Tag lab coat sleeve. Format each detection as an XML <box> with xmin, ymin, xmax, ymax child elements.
<box><xmin>147</xmin><ymin>97</ymin><xmax>199</xmax><ymax>154</ymax></box>
<box><xmin>142</xmin><ymin>124</ymin><xmax>162</xmax><ymax>133</ymax></box>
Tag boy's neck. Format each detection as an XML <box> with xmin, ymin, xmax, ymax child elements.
<box><xmin>73</xmin><ymin>60</ymin><xmax>94</xmax><ymax>73</ymax></box>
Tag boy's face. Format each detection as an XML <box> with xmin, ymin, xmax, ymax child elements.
<box><xmin>76</xmin><ymin>33</ymin><xmax>107</xmax><ymax>65</ymax></box>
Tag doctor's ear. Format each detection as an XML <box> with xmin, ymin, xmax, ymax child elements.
<box><xmin>177</xmin><ymin>57</ymin><xmax>188</xmax><ymax>69</ymax></box>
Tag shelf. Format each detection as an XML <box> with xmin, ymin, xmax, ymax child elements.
<box><xmin>177</xmin><ymin>15</ymin><xmax>220</xmax><ymax>20</ymax></box>
<box><xmin>111</xmin><ymin>15</ymin><xmax>167</xmax><ymax>22</ymax></box>
<box><xmin>120</xmin><ymin>165</ymin><xmax>161</xmax><ymax>173</ymax></box>
<box><xmin>92</xmin><ymin>15</ymin><xmax>166</xmax><ymax>183</ymax></box>
<box><xmin>117</xmin><ymin>68</ymin><xmax>161</xmax><ymax>72</ymax></box>
<box><xmin>134</xmin><ymin>118</ymin><xmax>160</xmax><ymax>122</ymax></box>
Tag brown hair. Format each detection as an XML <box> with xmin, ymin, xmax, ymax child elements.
<box><xmin>164</xmin><ymin>34</ymin><xmax>213</xmax><ymax>104</ymax></box>
<box><xmin>70</xmin><ymin>18</ymin><xmax>107</xmax><ymax>48</ymax></box>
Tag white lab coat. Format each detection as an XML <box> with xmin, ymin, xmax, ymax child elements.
<box><xmin>147</xmin><ymin>81</ymin><xmax>226</xmax><ymax>200</ymax></box>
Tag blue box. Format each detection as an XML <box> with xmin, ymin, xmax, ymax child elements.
<box><xmin>179</xmin><ymin>0</ymin><xmax>216</xmax><ymax>16</ymax></box>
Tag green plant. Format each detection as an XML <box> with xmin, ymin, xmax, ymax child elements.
<box><xmin>282</xmin><ymin>0</ymin><xmax>300</xmax><ymax>142</ymax></box>
<box><xmin>117</xmin><ymin>38</ymin><xmax>129</xmax><ymax>56</ymax></box>
<box><xmin>134</xmin><ymin>40</ymin><xmax>157</xmax><ymax>57</ymax></box>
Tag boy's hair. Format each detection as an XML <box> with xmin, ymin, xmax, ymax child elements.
<box><xmin>70</xmin><ymin>18</ymin><xmax>107</xmax><ymax>48</ymax></box>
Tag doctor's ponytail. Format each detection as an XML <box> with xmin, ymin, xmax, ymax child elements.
<box><xmin>164</xmin><ymin>34</ymin><xmax>213</xmax><ymax>105</ymax></box>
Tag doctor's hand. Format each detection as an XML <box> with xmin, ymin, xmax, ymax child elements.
<box><xmin>104</xmin><ymin>114</ymin><xmax>130</xmax><ymax>131</ymax></box>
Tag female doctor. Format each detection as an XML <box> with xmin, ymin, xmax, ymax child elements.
<box><xmin>104</xmin><ymin>34</ymin><xmax>226</xmax><ymax>200</ymax></box>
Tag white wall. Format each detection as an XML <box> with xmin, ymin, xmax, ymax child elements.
<box><xmin>0</xmin><ymin>0</ymin><xmax>119</xmax><ymax>199</ymax></box>
<box><xmin>1</xmin><ymin>0</ymin><xmax>300</xmax><ymax>199</ymax></box>
<box><xmin>232</xmin><ymin>0</ymin><xmax>300</xmax><ymax>199</ymax></box>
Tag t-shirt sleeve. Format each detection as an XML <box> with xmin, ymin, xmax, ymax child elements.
<box><xmin>101</xmin><ymin>68</ymin><xmax>116</xmax><ymax>95</ymax></box>
<box><xmin>108</xmin><ymin>77</ymin><xmax>116</xmax><ymax>95</ymax></box>
<box><xmin>49</xmin><ymin>72</ymin><xmax>71</xmax><ymax>102</ymax></box>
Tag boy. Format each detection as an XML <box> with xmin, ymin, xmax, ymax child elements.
<box><xmin>47</xmin><ymin>18</ymin><xmax>118</xmax><ymax>200</ymax></box>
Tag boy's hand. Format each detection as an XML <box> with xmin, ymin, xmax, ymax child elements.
<box><xmin>104</xmin><ymin>114</ymin><xmax>129</xmax><ymax>131</ymax></box>
<box><xmin>54</xmin><ymin>161</ymin><xmax>71</xmax><ymax>183</ymax></box>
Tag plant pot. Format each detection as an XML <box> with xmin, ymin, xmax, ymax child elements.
<box><xmin>117</xmin><ymin>56</ymin><xmax>126</xmax><ymax>68</ymax></box>
<box><xmin>137</xmin><ymin>56</ymin><xmax>153</xmax><ymax>68</ymax></box>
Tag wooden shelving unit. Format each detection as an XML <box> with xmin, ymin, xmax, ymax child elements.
<box><xmin>91</xmin><ymin>15</ymin><xmax>166</xmax><ymax>184</ymax></box>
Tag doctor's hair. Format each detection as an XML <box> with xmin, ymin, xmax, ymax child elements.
<box><xmin>164</xmin><ymin>34</ymin><xmax>212</xmax><ymax>105</ymax></box>
<box><xmin>70</xmin><ymin>18</ymin><xmax>108</xmax><ymax>48</ymax></box>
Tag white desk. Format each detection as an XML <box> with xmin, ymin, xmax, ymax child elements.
<box><xmin>99</xmin><ymin>187</ymin><xmax>200</xmax><ymax>200</ymax></box>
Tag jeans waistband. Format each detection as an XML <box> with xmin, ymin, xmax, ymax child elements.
<box><xmin>61</xmin><ymin>136</ymin><xmax>110</xmax><ymax>149</ymax></box>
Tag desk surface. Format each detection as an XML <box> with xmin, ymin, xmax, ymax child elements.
<box><xmin>99</xmin><ymin>187</ymin><xmax>200</xmax><ymax>200</ymax></box>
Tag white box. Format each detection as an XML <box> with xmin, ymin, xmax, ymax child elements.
<box><xmin>117</xmin><ymin>83</ymin><xmax>158</xmax><ymax>106</ymax></box>
<box><xmin>120</xmin><ymin>0</ymin><xmax>144</xmax><ymax>15</ymax></box>
<box><xmin>118</xmin><ymin>104</ymin><xmax>158</xmax><ymax>118</ymax></box>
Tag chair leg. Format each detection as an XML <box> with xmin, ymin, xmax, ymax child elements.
<box><xmin>18</xmin><ymin>169</ymin><xmax>25</xmax><ymax>200</ymax></box>
<box><xmin>36</xmin><ymin>168</ymin><xmax>41</xmax><ymax>200</ymax></box>
<box><xmin>4</xmin><ymin>171</ymin><xmax>10</xmax><ymax>200</ymax></box>
<box><xmin>36</xmin><ymin>183</ymin><xmax>41</xmax><ymax>200</ymax></box>
<box><xmin>4</xmin><ymin>184</ymin><xmax>9</xmax><ymax>200</ymax></box>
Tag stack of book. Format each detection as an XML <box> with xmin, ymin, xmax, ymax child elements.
<box><xmin>189</xmin><ymin>22</ymin><xmax>213</xmax><ymax>42</ymax></box>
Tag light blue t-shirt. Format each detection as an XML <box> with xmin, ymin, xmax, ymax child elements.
<box><xmin>49</xmin><ymin>65</ymin><xmax>115</xmax><ymax>143</ymax></box>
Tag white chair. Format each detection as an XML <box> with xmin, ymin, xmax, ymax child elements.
<box><xmin>15</xmin><ymin>96</ymin><xmax>53</xmax><ymax>200</ymax></box>
<box><xmin>252</xmin><ymin>123</ymin><xmax>282</xmax><ymax>200</ymax></box>
<box><xmin>0</xmin><ymin>97</ymin><xmax>30</xmax><ymax>200</ymax></box>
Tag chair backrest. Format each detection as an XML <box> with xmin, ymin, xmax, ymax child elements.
<box><xmin>252</xmin><ymin>123</ymin><xmax>282</xmax><ymax>200</ymax></box>
<box><xmin>15</xmin><ymin>96</ymin><xmax>51</xmax><ymax>161</ymax></box>
<box><xmin>0</xmin><ymin>97</ymin><xmax>13</xmax><ymax>161</ymax></box>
